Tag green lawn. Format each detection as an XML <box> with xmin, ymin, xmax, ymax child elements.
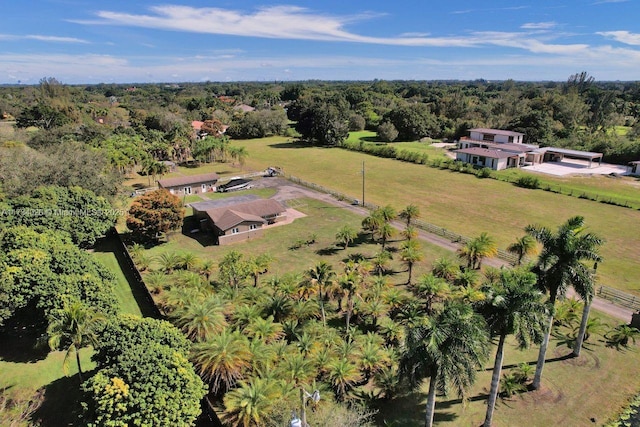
<box><xmin>144</xmin><ymin>197</ymin><xmax>452</xmax><ymax>281</ymax></box>
<box><xmin>234</xmin><ymin>136</ymin><xmax>640</xmax><ymax>294</ymax></box>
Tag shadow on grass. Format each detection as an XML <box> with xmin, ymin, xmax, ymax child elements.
<box><xmin>31</xmin><ymin>374</ymin><xmax>85</xmax><ymax>427</ymax></box>
<box><xmin>0</xmin><ymin>311</ymin><xmax>49</xmax><ymax>363</ymax></box>
<box><xmin>374</xmin><ymin>388</ymin><xmax>459</xmax><ymax>426</ymax></box>
<box><xmin>316</xmin><ymin>246</ymin><xmax>342</xmax><ymax>256</ymax></box>
<box><xmin>268</xmin><ymin>141</ymin><xmax>313</xmax><ymax>149</ymax></box>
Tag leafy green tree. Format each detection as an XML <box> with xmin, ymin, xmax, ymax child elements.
<box><xmin>476</xmin><ymin>269</ymin><xmax>547</xmax><ymax>427</ymax></box>
<box><xmin>219</xmin><ymin>250</ymin><xmax>250</xmax><ymax>289</ymax></box>
<box><xmin>294</xmin><ymin>100</ymin><xmax>349</xmax><ymax>146</ymax></box>
<box><xmin>83</xmin><ymin>343</ymin><xmax>205</xmax><ymax>427</ymax></box>
<box><xmin>126</xmin><ymin>189</ymin><xmax>184</xmax><ymax>242</ymax></box>
<box><xmin>3</xmin><ymin>185</ymin><xmax>118</xmax><ymax>247</ymax></box>
<box><xmin>0</xmin><ymin>226</ymin><xmax>117</xmax><ymax>327</ymax></box>
<box><xmin>525</xmin><ymin>216</ymin><xmax>603</xmax><ymax>388</ymax></box>
<box><xmin>170</xmin><ymin>296</ymin><xmax>228</xmax><ymax>342</ymax></box>
<box><xmin>47</xmin><ymin>301</ymin><xmax>105</xmax><ymax>381</ymax></box>
<box><xmin>400</xmin><ymin>302</ymin><xmax>490</xmax><ymax>427</ymax></box>
<box><xmin>377</xmin><ymin>121</ymin><xmax>399</xmax><ymax>142</ymax></box>
<box><xmin>384</xmin><ymin>104</ymin><xmax>439</xmax><ymax>141</ymax></box>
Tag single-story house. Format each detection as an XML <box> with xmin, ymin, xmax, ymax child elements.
<box><xmin>628</xmin><ymin>161</ymin><xmax>640</xmax><ymax>175</ymax></box>
<box><xmin>157</xmin><ymin>172</ymin><xmax>219</xmax><ymax>195</ymax></box>
<box><xmin>455</xmin><ymin>147</ymin><xmax>522</xmax><ymax>171</ymax></box>
<box><xmin>191</xmin><ymin>196</ymin><xmax>287</xmax><ymax>245</ymax></box>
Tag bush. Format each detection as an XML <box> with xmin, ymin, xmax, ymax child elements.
<box><xmin>515</xmin><ymin>176</ymin><xmax>541</xmax><ymax>189</ymax></box>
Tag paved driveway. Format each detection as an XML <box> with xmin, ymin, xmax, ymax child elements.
<box><xmin>522</xmin><ymin>159</ymin><xmax>628</xmax><ymax>176</ymax></box>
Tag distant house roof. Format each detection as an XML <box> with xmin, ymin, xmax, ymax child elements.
<box><xmin>158</xmin><ymin>172</ymin><xmax>219</xmax><ymax>188</ymax></box>
<box><xmin>455</xmin><ymin>147</ymin><xmax>519</xmax><ymax>159</ymax></box>
<box><xmin>234</xmin><ymin>104</ymin><xmax>255</xmax><ymax>112</ymax></box>
<box><xmin>469</xmin><ymin>128</ymin><xmax>525</xmax><ymax>137</ymax></box>
<box><xmin>192</xmin><ymin>120</ymin><xmax>204</xmax><ymax>130</ymax></box>
<box><xmin>196</xmin><ymin>198</ymin><xmax>286</xmax><ymax>232</ymax></box>
<box><xmin>460</xmin><ymin>138</ymin><xmax>536</xmax><ymax>153</ymax></box>
<box><xmin>629</xmin><ymin>160</ymin><xmax>640</xmax><ymax>165</ymax></box>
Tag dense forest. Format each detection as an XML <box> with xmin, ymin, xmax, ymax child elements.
<box><xmin>1</xmin><ymin>75</ymin><xmax>640</xmax><ymax>426</ymax></box>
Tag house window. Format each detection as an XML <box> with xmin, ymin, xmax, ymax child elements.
<box><xmin>231</xmin><ymin>227</ymin><xmax>240</xmax><ymax>234</ymax></box>
<box><xmin>184</xmin><ymin>186</ymin><xmax>192</xmax><ymax>194</ymax></box>
<box><xmin>201</xmin><ymin>184</ymin><xmax>207</xmax><ymax>193</ymax></box>
<box><xmin>250</xmin><ymin>224</ymin><xmax>258</xmax><ymax>230</ymax></box>
<box><xmin>482</xmin><ymin>133</ymin><xmax>495</xmax><ymax>142</ymax></box>
<box><xmin>508</xmin><ymin>136</ymin><xmax>514</xmax><ymax>143</ymax></box>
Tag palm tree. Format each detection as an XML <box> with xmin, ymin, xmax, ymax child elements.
<box><xmin>335</xmin><ymin>225</ymin><xmax>358</xmax><ymax>249</ymax></box>
<box><xmin>400</xmin><ymin>240</ymin><xmax>423</xmax><ymax>285</ymax></box>
<box><xmin>525</xmin><ymin>216</ymin><xmax>603</xmax><ymax>389</ymax></box>
<box><xmin>338</xmin><ymin>271</ymin><xmax>360</xmax><ymax>330</ymax></box>
<box><xmin>361</xmin><ymin>213</ymin><xmax>382</xmax><ymax>242</ymax></box>
<box><xmin>507</xmin><ymin>235</ymin><xmax>538</xmax><ymax>265</ymax></box>
<box><xmin>198</xmin><ymin>259</ymin><xmax>217</xmax><ymax>281</ymax></box>
<box><xmin>372</xmin><ymin>250</ymin><xmax>392</xmax><ymax>276</ymax></box>
<box><xmin>401</xmin><ymin>225</ymin><xmax>418</xmax><ymax>242</ymax></box>
<box><xmin>171</xmin><ymin>296</ymin><xmax>228</xmax><ymax>342</ymax></box>
<box><xmin>377</xmin><ymin>205</ymin><xmax>397</xmax><ymax>223</ymax></box>
<box><xmin>458</xmin><ymin>232</ymin><xmax>498</xmax><ymax>269</ymax></box>
<box><xmin>399</xmin><ymin>302</ymin><xmax>490</xmax><ymax>427</ymax></box>
<box><xmin>222</xmin><ymin>376</ymin><xmax>282</xmax><ymax>427</ymax></box>
<box><xmin>327</xmin><ymin>357</ymin><xmax>362</xmax><ymax>402</ymax></box>
<box><xmin>191</xmin><ymin>330</ymin><xmax>253</xmax><ymax>395</ymax></box>
<box><xmin>155</xmin><ymin>251</ymin><xmax>181</xmax><ymax>273</ymax></box>
<box><xmin>307</xmin><ymin>261</ymin><xmax>335</xmax><ymax>326</ymax></box>
<box><xmin>399</xmin><ymin>204</ymin><xmax>420</xmax><ymax>226</ymax></box>
<box><xmin>431</xmin><ymin>257</ymin><xmax>460</xmax><ymax>283</ymax></box>
<box><xmin>46</xmin><ymin>302</ymin><xmax>105</xmax><ymax>381</ymax></box>
<box><xmin>378</xmin><ymin>222</ymin><xmax>395</xmax><ymax>250</ymax></box>
<box><xmin>244</xmin><ymin>315</ymin><xmax>284</xmax><ymax>343</ymax></box>
<box><xmin>477</xmin><ymin>269</ymin><xmax>548</xmax><ymax>427</ymax></box>
<box><xmin>413</xmin><ymin>274</ymin><xmax>450</xmax><ymax>314</ymax></box>
<box><xmin>179</xmin><ymin>252</ymin><xmax>201</xmax><ymax>271</ymax></box>
<box><xmin>248</xmin><ymin>254</ymin><xmax>272</xmax><ymax>287</ymax></box>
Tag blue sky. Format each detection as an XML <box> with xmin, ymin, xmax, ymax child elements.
<box><xmin>1</xmin><ymin>0</ymin><xmax>639</xmax><ymax>84</ymax></box>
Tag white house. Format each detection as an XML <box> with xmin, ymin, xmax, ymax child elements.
<box><xmin>468</xmin><ymin>128</ymin><xmax>525</xmax><ymax>144</ymax></box>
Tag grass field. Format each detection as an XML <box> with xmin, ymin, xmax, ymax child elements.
<box><xmin>234</xmin><ymin>136</ymin><xmax>640</xmax><ymax>295</ymax></box>
<box><xmin>143</xmin><ymin>197</ymin><xmax>453</xmax><ymax>280</ymax></box>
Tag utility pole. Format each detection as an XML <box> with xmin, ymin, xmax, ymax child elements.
<box><xmin>361</xmin><ymin>161</ymin><xmax>365</xmax><ymax>207</ymax></box>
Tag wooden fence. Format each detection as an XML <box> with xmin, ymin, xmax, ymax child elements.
<box><xmin>597</xmin><ymin>285</ymin><xmax>640</xmax><ymax>311</ymax></box>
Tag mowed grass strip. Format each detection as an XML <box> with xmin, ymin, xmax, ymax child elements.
<box><xmin>235</xmin><ymin>136</ymin><xmax>640</xmax><ymax>294</ymax></box>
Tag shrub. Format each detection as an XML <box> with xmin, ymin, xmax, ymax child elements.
<box><xmin>515</xmin><ymin>176</ymin><xmax>541</xmax><ymax>189</ymax></box>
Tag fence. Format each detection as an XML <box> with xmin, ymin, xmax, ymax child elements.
<box><xmin>597</xmin><ymin>285</ymin><xmax>640</xmax><ymax>311</ymax></box>
<box><xmin>283</xmin><ymin>174</ymin><xmax>521</xmax><ymax>265</ymax></box>
<box><xmin>107</xmin><ymin>227</ymin><xmax>163</xmax><ymax>319</ymax></box>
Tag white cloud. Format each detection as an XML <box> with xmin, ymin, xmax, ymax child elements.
<box><xmin>597</xmin><ymin>31</ymin><xmax>640</xmax><ymax>46</ymax></box>
<box><xmin>521</xmin><ymin>22</ymin><xmax>557</xmax><ymax>30</ymax></box>
<box><xmin>0</xmin><ymin>34</ymin><xmax>88</xmax><ymax>43</ymax></box>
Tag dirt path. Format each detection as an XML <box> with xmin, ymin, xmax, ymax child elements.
<box><xmin>257</xmin><ymin>177</ymin><xmax>634</xmax><ymax>322</ymax></box>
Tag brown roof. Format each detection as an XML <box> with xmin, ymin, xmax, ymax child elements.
<box><xmin>203</xmin><ymin>199</ymin><xmax>286</xmax><ymax>231</ymax></box>
<box><xmin>158</xmin><ymin>172</ymin><xmax>219</xmax><ymax>188</ymax></box>
<box><xmin>456</xmin><ymin>147</ymin><xmax>519</xmax><ymax>159</ymax></box>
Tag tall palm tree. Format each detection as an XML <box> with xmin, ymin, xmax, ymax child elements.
<box><xmin>47</xmin><ymin>301</ymin><xmax>105</xmax><ymax>381</ymax></box>
<box><xmin>222</xmin><ymin>376</ymin><xmax>282</xmax><ymax>427</ymax></box>
<box><xmin>399</xmin><ymin>204</ymin><xmax>421</xmax><ymax>226</ymax></box>
<box><xmin>361</xmin><ymin>213</ymin><xmax>383</xmax><ymax>242</ymax></box>
<box><xmin>248</xmin><ymin>254</ymin><xmax>272</xmax><ymax>287</ymax></box>
<box><xmin>431</xmin><ymin>257</ymin><xmax>460</xmax><ymax>283</ymax></box>
<box><xmin>413</xmin><ymin>274</ymin><xmax>451</xmax><ymax>314</ymax></box>
<box><xmin>400</xmin><ymin>240</ymin><xmax>423</xmax><ymax>285</ymax></box>
<box><xmin>377</xmin><ymin>205</ymin><xmax>397</xmax><ymax>223</ymax></box>
<box><xmin>401</xmin><ymin>225</ymin><xmax>418</xmax><ymax>242</ymax></box>
<box><xmin>477</xmin><ymin>269</ymin><xmax>548</xmax><ymax>427</ymax></box>
<box><xmin>191</xmin><ymin>330</ymin><xmax>253</xmax><ymax>395</ymax></box>
<box><xmin>307</xmin><ymin>261</ymin><xmax>335</xmax><ymax>326</ymax></box>
<box><xmin>378</xmin><ymin>222</ymin><xmax>395</xmax><ymax>250</ymax></box>
<box><xmin>507</xmin><ymin>235</ymin><xmax>538</xmax><ymax>265</ymax></box>
<box><xmin>400</xmin><ymin>302</ymin><xmax>489</xmax><ymax>427</ymax></box>
<box><xmin>458</xmin><ymin>232</ymin><xmax>498</xmax><ymax>269</ymax></box>
<box><xmin>525</xmin><ymin>216</ymin><xmax>603</xmax><ymax>389</ymax></box>
<box><xmin>335</xmin><ymin>225</ymin><xmax>358</xmax><ymax>250</ymax></box>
